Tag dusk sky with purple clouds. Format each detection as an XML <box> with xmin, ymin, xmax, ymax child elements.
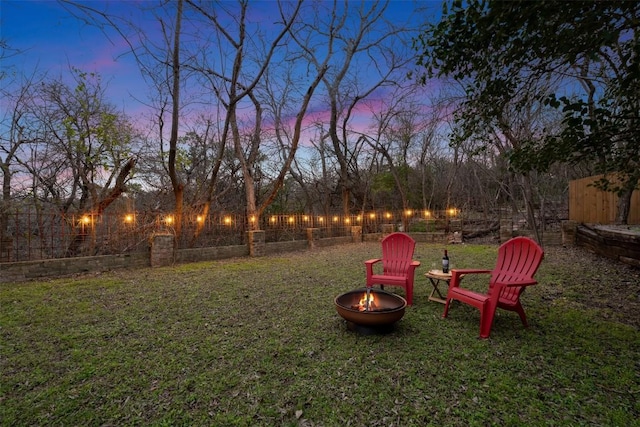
<box><xmin>3</xmin><ymin>0</ymin><xmax>166</xmax><ymax>114</ymax></box>
<box><xmin>2</xmin><ymin>1</ymin><xmax>442</xmax><ymax>125</ymax></box>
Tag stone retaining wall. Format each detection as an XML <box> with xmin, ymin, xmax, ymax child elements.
<box><xmin>575</xmin><ymin>224</ymin><xmax>640</xmax><ymax>268</ymax></box>
<box><xmin>0</xmin><ymin>229</ymin><xmax>364</xmax><ymax>282</ymax></box>
<box><xmin>176</xmin><ymin>244</ymin><xmax>249</xmax><ymax>264</ymax></box>
<box><xmin>0</xmin><ymin>252</ymin><xmax>149</xmax><ymax>283</ymax></box>
<box><xmin>0</xmin><ymin>225</ymin><xmax>571</xmax><ymax>283</ymax></box>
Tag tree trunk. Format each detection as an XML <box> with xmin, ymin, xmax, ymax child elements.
<box><xmin>64</xmin><ymin>157</ymin><xmax>137</xmax><ymax>257</ymax></box>
<box><xmin>168</xmin><ymin>0</ymin><xmax>184</xmax><ymax>238</ymax></box>
<box><xmin>521</xmin><ymin>173</ymin><xmax>542</xmax><ymax>243</ymax></box>
<box><xmin>0</xmin><ymin>161</ymin><xmax>11</xmax><ymax>245</ymax></box>
<box><xmin>615</xmin><ymin>172</ymin><xmax>639</xmax><ymax>225</ymax></box>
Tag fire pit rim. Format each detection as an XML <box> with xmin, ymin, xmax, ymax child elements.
<box><xmin>333</xmin><ymin>288</ymin><xmax>407</xmax><ymax>314</ymax></box>
<box><xmin>334</xmin><ymin>288</ymin><xmax>407</xmax><ymax>328</ymax></box>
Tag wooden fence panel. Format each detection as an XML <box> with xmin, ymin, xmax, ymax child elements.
<box><xmin>569</xmin><ymin>175</ymin><xmax>640</xmax><ymax>224</ymax></box>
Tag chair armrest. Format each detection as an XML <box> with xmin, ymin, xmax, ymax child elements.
<box><xmin>407</xmin><ymin>261</ymin><xmax>421</xmax><ymax>277</ymax></box>
<box><xmin>365</xmin><ymin>258</ymin><xmax>381</xmax><ymax>284</ymax></box>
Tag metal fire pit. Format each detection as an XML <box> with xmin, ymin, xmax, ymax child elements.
<box><xmin>334</xmin><ymin>288</ymin><xmax>407</xmax><ymax>334</ymax></box>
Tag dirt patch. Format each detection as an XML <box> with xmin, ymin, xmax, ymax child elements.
<box><xmin>541</xmin><ymin>245</ymin><xmax>640</xmax><ymax>329</ymax></box>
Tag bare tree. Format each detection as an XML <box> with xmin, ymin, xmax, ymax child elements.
<box><xmin>61</xmin><ymin>0</ymin><xmax>197</xmax><ymax>240</ymax></box>
<box><xmin>185</xmin><ymin>0</ymin><xmax>329</xmax><ymax>230</ymax></box>
<box><xmin>363</xmin><ymin>87</ymin><xmax>429</xmax><ymax>220</ymax></box>
<box><xmin>289</xmin><ymin>0</ymin><xmax>416</xmax><ymax>215</ymax></box>
<box><xmin>165</xmin><ymin>0</ymin><xmax>185</xmax><ymax>236</ymax></box>
<box><xmin>0</xmin><ymin>69</ymin><xmax>44</xmax><ymax>255</ymax></box>
<box><xmin>289</xmin><ymin>122</ymin><xmax>341</xmax><ymax>216</ymax></box>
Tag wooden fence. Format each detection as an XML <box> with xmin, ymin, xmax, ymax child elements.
<box><xmin>569</xmin><ymin>175</ymin><xmax>640</xmax><ymax>224</ymax></box>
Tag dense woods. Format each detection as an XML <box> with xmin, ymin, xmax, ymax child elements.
<box><xmin>1</xmin><ymin>0</ymin><xmax>637</xmax><ymax>257</ymax></box>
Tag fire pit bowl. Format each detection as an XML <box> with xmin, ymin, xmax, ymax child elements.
<box><xmin>334</xmin><ymin>288</ymin><xmax>407</xmax><ymax>331</ymax></box>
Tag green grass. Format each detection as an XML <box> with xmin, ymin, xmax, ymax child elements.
<box><xmin>1</xmin><ymin>242</ymin><xmax>639</xmax><ymax>426</ymax></box>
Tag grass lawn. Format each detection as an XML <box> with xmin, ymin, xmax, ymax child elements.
<box><xmin>1</xmin><ymin>242</ymin><xmax>639</xmax><ymax>426</ymax></box>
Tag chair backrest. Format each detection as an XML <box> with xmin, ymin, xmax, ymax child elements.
<box><xmin>490</xmin><ymin>236</ymin><xmax>545</xmax><ymax>301</ymax></box>
<box><xmin>380</xmin><ymin>232</ymin><xmax>416</xmax><ymax>276</ymax></box>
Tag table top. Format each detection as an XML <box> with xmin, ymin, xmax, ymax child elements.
<box><xmin>425</xmin><ymin>269</ymin><xmax>452</xmax><ymax>280</ymax></box>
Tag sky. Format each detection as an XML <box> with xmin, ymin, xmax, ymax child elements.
<box><xmin>2</xmin><ymin>0</ymin><xmax>160</xmax><ymax>114</ymax></box>
<box><xmin>1</xmin><ymin>0</ymin><xmax>442</xmax><ymax>124</ymax></box>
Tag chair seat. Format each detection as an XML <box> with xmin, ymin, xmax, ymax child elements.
<box><xmin>449</xmin><ymin>287</ymin><xmax>521</xmax><ymax>310</ymax></box>
<box><xmin>369</xmin><ymin>274</ymin><xmax>409</xmax><ymax>285</ymax></box>
<box><xmin>448</xmin><ymin>288</ymin><xmax>488</xmax><ymax>305</ymax></box>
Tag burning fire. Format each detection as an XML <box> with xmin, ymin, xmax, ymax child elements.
<box><xmin>353</xmin><ymin>290</ymin><xmax>379</xmax><ymax>312</ymax></box>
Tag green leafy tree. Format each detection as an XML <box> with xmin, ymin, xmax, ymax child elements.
<box><xmin>415</xmin><ymin>0</ymin><xmax>639</xmax><ymax>224</ymax></box>
<box><xmin>27</xmin><ymin>69</ymin><xmax>138</xmax><ymax>255</ymax></box>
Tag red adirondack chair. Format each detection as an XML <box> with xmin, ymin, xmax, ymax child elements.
<box><xmin>442</xmin><ymin>236</ymin><xmax>544</xmax><ymax>338</ymax></box>
<box><xmin>365</xmin><ymin>232</ymin><xmax>421</xmax><ymax>305</ymax></box>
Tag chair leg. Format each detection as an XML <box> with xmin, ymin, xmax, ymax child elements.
<box><xmin>512</xmin><ymin>301</ymin><xmax>528</xmax><ymax>327</ymax></box>
<box><xmin>479</xmin><ymin>303</ymin><xmax>495</xmax><ymax>339</ymax></box>
<box><xmin>406</xmin><ymin>285</ymin><xmax>413</xmax><ymax>306</ymax></box>
<box><xmin>442</xmin><ymin>297</ymin><xmax>451</xmax><ymax>318</ymax></box>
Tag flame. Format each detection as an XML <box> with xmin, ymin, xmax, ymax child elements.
<box><xmin>356</xmin><ymin>291</ymin><xmax>379</xmax><ymax>312</ymax></box>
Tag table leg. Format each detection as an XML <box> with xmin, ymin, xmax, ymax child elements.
<box><xmin>428</xmin><ymin>278</ymin><xmax>448</xmax><ymax>304</ymax></box>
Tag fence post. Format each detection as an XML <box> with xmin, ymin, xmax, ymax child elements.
<box><xmin>248</xmin><ymin>230</ymin><xmax>265</xmax><ymax>257</ymax></box>
<box><xmin>149</xmin><ymin>233</ymin><xmax>175</xmax><ymax>267</ymax></box>
<box><xmin>307</xmin><ymin>228</ymin><xmax>320</xmax><ymax>249</ymax></box>
<box><xmin>350</xmin><ymin>226</ymin><xmax>362</xmax><ymax>243</ymax></box>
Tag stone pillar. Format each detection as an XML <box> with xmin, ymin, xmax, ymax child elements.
<box><xmin>307</xmin><ymin>228</ymin><xmax>320</xmax><ymax>249</ymax></box>
<box><xmin>448</xmin><ymin>231</ymin><xmax>463</xmax><ymax>244</ymax></box>
<box><xmin>150</xmin><ymin>233</ymin><xmax>175</xmax><ymax>267</ymax></box>
<box><xmin>350</xmin><ymin>226</ymin><xmax>362</xmax><ymax>243</ymax></box>
<box><xmin>381</xmin><ymin>224</ymin><xmax>395</xmax><ymax>236</ymax></box>
<box><xmin>499</xmin><ymin>219</ymin><xmax>513</xmax><ymax>243</ymax></box>
<box><xmin>248</xmin><ymin>230</ymin><xmax>265</xmax><ymax>257</ymax></box>
<box><xmin>561</xmin><ymin>220</ymin><xmax>578</xmax><ymax>246</ymax></box>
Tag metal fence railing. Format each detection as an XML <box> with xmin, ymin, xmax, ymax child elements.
<box><xmin>0</xmin><ymin>208</ymin><xmax>466</xmax><ymax>263</ymax></box>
